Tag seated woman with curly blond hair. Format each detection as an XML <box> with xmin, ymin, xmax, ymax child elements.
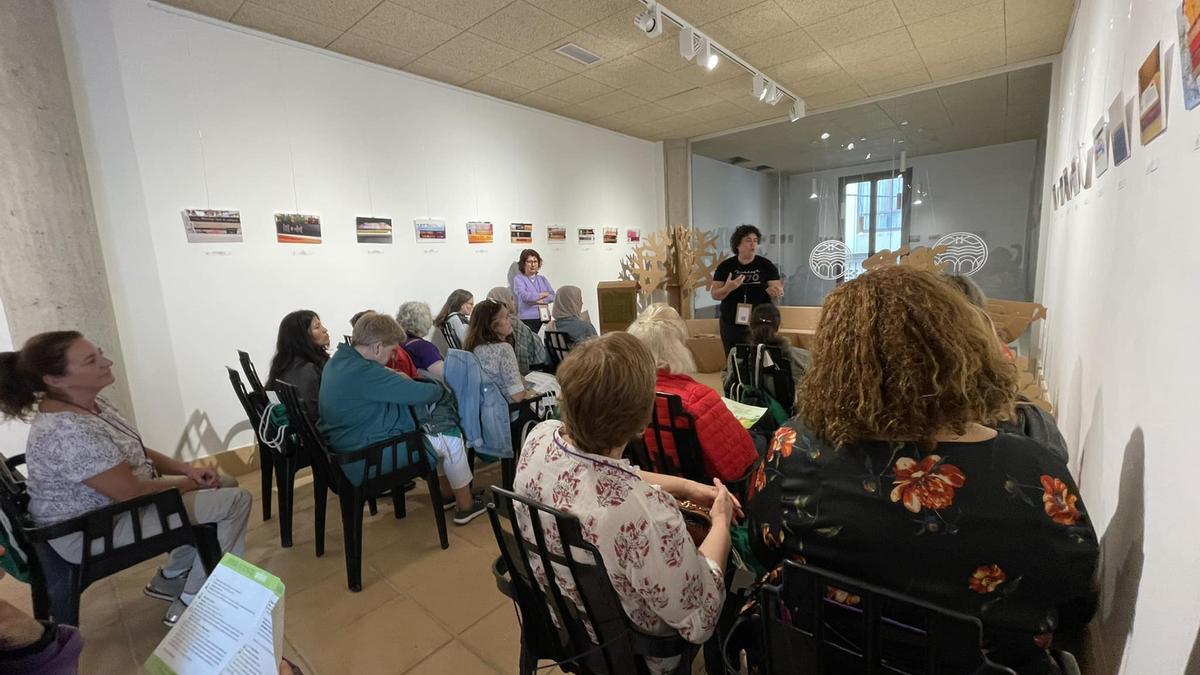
<box><xmin>746</xmin><ymin>266</ymin><xmax>1098</xmax><ymax>674</ymax></box>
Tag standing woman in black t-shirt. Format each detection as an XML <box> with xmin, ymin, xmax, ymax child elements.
<box><xmin>709</xmin><ymin>225</ymin><xmax>784</xmax><ymax>352</ymax></box>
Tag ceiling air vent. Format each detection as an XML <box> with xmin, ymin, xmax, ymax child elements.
<box><xmin>554</xmin><ymin>43</ymin><xmax>601</xmax><ymax>66</ymax></box>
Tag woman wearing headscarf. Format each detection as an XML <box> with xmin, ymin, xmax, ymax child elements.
<box><xmin>485</xmin><ymin>287</ymin><xmax>547</xmax><ymax>375</ymax></box>
<box><xmin>549</xmin><ymin>285</ymin><xmax>598</xmax><ymax>347</ymax></box>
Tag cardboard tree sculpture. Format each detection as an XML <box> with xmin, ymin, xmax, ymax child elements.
<box><xmin>620</xmin><ymin>225</ymin><xmax>721</xmax><ymax>319</ymax></box>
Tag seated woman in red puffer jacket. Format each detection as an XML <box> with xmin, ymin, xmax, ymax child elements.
<box><xmin>627</xmin><ymin>304</ymin><xmax>758</xmax><ymax>484</ymax></box>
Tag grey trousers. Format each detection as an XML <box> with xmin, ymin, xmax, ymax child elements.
<box><xmin>51</xmin><ymin>475</ymin><xmax>252</xmax><ymax>595</ymax></box>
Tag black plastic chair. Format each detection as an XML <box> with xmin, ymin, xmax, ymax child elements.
<box><xmin>441</xmin><ymin>322</ymin><xmax>463</xmax><ymax>350</ymax></box>
<box><xmin>543</xmin><ymin>330</ymin><xmax>571</xmax><ymax>372</ymax></box>
<box><xmin>624</xmin><ymin>393</ymin><xmax>707</xmax><ymax>484</ymax></box>
<box><xmin>488</xmin><ymin>486</ymin><xmax>698</xmax><ymax>675</ymax></box>
<box><xmin>724</xmin><ymin>343</ymin><xmax>797</xmax><ymax>416</ymax></box>
<box><xmin>757</xmin><ymin>559</ymin><xmax>1019</xmax><ymax>675</ymax></box>
<box><xmin>501</xmin><ymin>394</ymin><xmax>551</xmax><ymax>491</ymax></box>
<box><xmin>226</xmin><ymin>367</ymin><xmax>310</xmax><ymax>548</ymax></box>
<box><xmin>236</xmin><ymin>350</ymin><xmax>275</xmax><ymax>522</ymax></box>
<box><xmin>0</xmin><ymin>455</ymin><xmax>221</xmax><ymax>626</ymax></box>
<box><xmin>343</xmin><ymin>335</ymin><xmax>352</xmax><ymax>346</ymax></box>
<box><xmin>275</xmin><ymin>381</ymin><xmax>448</xmax><ymax>592</ymax></box>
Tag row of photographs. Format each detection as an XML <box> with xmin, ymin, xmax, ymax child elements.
<box><xmin>183</xmin><ymin>211</ymin><xmax>642</xmax><ymax>246</ymax></box>
<box><xmin>1053</xmin><ymin>3</ymin><xmax>1200</xmax><ymax>208</ymax></box>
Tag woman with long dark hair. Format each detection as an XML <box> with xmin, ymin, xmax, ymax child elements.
<box><xmin>266</xmin><ymin>310</ymin><xmax>330</xmax><ymax>421</ymax></box>
<box><xmin>432</xmin><ymin>289</ymin><xmax>474</xmax><ymax>349</ymax></box>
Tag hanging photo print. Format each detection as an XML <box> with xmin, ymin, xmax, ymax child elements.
<box><xmin>547</xmin><ymin>226</ymin><xmax>567</xmax><ymax>242</ymax></box>
<box><xmin>602</xmin><ymin>227</ymin><xmax>619</xmax><ymax>244</ymax></box>
<box><xmin>355</xmin><ymin>217</ymin><xmax>392</xmax><ymax>244</ymax></box>
<box><xmin>578</xmin><ymin>227</ymin><xmax>595</xmax><ymax>243</ymax></box>
<box><xmin>182</xmin><ymin>209</ymin><xmax>242</xmax><ymax>243</ymax></box>
<box><xmin>626</xmin><ymin>228</ymin><xmax>641</xmax><ymax>243</ymax></box>
<box><xmin>414</xmin><ymin>219</ymin><xmax>447</xmax><ymax>243</ymax></box>
<box><xmin>467</xmin><ymin>221</ymin><xmax>494</xmax><ymax>244</ymax></box>
<box><xmin>1092</xmin><ymin>118</ymin><xmax>1109</xmax><ymax>179</ymax></box>
<box><xmin>510</xmin><ymin>222</ymin><xmax>533</xmax><ymax>244</ymax></box>
<box><xmin>275</xmin><ymin>213</ymin><xmax>321</xmax><ymax>244</ymax></box>
<box><xmin>1109</xmin><ymin>94</ymin><xmax>1131</xmax><ymax>166</ymax></box>
<box><xmin>1137</xmin><ymin>43</ymin><xmax>1166</xmax><ymax>144</ymax></box>
<box><xmin>1179</xmin><ymin>1</ymin><xmax>1200</xmax><ymax>109</ymax></box>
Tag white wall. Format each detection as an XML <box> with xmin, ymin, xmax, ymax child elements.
<box><xmin>0</xmin><ymin>297</ymin><xmax>30</xmax><ymax>457</ymax></box>
<box><xmin>689</xmin><ymin>155</ymin><xmax>780</xmax><ymax>315</ymax></box>
<box><xmin>56</xmin><ymin>0</ymin><xmax>664</xmax><ymax>460</ymax></box>
<box><xmin>1038</xmin><ymin>0</ymin><xmax>1200</xmax><ymax>672</ymax></box>
<box><xmin>783</xmin><ymin>140</ymin><xmax>1040</xmax><ymax>305</ymax></box>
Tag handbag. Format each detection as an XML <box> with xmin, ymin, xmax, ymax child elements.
<box><xmin>677</xmin><ymin>499</ymin><xmax>712</xmax><ymax>547</ymax></box>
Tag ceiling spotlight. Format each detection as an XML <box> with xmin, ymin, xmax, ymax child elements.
<box><xmin>753</xmin><ymin>73</ymin><xmax>768</xmax><ymax>101</ymax></box>
<box><xmin>847</xmin><ymin>142</ymin><xmax>855</xmax><ymax>150</ymax></box>
<box><xmin>634</xmin><ymin>2</ymin><xmax>662</xmax><ymax>38</ymax></box>
<box><xmin>788</xmin><ymin>98</ymin><xmax>805</xmax><ymax>122</ymax></box>
<box><xmin>679</xmin><ymin>26</ymin><xmax>697</xmax><ymax>60</ymax></box>
<box><xmin>865</xmin><ymin>152</ymin><xmax>872</xmax><ymax>159</ymax></box>
<box><xmin>899</xmin><ymin>120</ymin><xmax>909</xmax><ymax>126</ymax></box>
<box><xmin>859</xmin><ymin>137</ymin><xmax>866</xmax><ymax>141</ymax></box>
<box><xmin>701</xmin><ymin>36</ymin><xmax>718</xmax><ymax>70</ymax></box>
<box><xmin>809</xmin><ymin>177</ymin><xmax>818</xmax><ymax>200</ymax></box>
<box><xmin>765</xmin><ymin>82</ymin><xmax>782</xmax><ymax>105</ymax></box>
<box><xmin>820</xmin><ymin>131</ymin><xmax>830</xmax><ymax>140</ymax></box>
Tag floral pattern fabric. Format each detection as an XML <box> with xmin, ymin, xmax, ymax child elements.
<box><xmin>513</xmin><ymin>420</ymin><xmax>724</xmax><ymax>673</ymax></box>
<box><xmin>746</xmin><ymin>420</ymin><xmax>1099</xmax><ymax>672</ymax></box>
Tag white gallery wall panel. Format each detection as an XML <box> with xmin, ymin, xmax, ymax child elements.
<box><xmin>57</xmin><ymin>0</ymin><xmax>664</xmax><ymax>459</ymax></box>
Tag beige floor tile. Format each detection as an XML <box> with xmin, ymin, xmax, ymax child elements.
<box><xmin>295</xmin><ymin>595</ymin><xmax>453</xmax><ymax>675</ymax></box>
<box><xmin>405</xmin><ymin>545</ymin><xmax>507</xmax><ymax>633</ymax></box>
<box><xmin>77</xmin><ymin>619</ymin><xmax>139</xmax><ymax>675</ymax></box>
<box><xmin>459</xmin><ymin>603</ymin><xmax>523</xmax><ymax>675</ymax></box>
<box><xmin>369</xmin><ymin>533</ymin><xmax>480</xmax><ymax>594</ymax></box>
<box><xmin>445</xmin><ymin>511</ymin><xmax>502</xmax><ymax>550</ymax></box>
<box><xmin>286</xmin><ymin>562</ymin><xmax>400</xmax><ymax>647</ymax></box>
<box><xmin>0</xmin><ymin>574</ymin><xmax>33</xmax><ymax>614</ymax></box>
<box><xmin>406</xmin><ymin>639</ymin><xmax>500</xmax><ymax>674</ymax></box>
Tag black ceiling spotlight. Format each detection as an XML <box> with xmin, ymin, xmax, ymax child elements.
<box><xmin>633</xmin><ymin>2</ymin><xmax>663</xmax><ymax>38</ymax></box>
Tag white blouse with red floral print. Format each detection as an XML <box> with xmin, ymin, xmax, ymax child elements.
<box><xmin>513</xmin><ymin>420</ymin><xmax>725</xmax><ymax>663</ymax></box>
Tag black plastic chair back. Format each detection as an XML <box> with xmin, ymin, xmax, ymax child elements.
<box><xmin>343</xmin><ymin>334</ymin><xmax>352</xmax><ymax>346</ymax></box>
<box><xmin>238</xmin><ymin>350</ymin><xmax>267</xmax><ymax>397</ymax></box>
<box><xmin>227</xmin><ymin>367</ymin><xmax>272</xmax><ymax>446</ymax></box>
<box><xmin>760</xmin><ymin>560</ymin><xmax>1017</xmax><ymax>675</ymax></box>
<box><xmin>275</xmin><ymin>381</ymin><xmax>338</xmax><ymax>492</ymax></box>
<box><xmin>488</xmin><ymin>486</ymin><xmax>695</xmax><ymax>675</ymax></box>
<box><xmin>626</xmin><ymin>393</ymin><xmax>707</xmax><ymax>483</ymax></box>
<box><xmin>543</xmin><ymin>331</ymin><xmax>571</xmax><ymax>370</ymax></box>
<box><xmin>1</xmin><ymin>455</ymin><xmax>219</xmax><ymax>624</ymax></box>
<box><xmin>725</xmin><ymin>343</ymin><xmax>796</xmax><ymax>415</ymax></box>
<box><xmin>441</xmin><ymin>322</ymin><xmax>463</xmax><ymax>350</ymax></box>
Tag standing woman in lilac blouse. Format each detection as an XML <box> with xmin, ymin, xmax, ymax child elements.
<box><xmin>511</xmin><ymin>248</ymin><xmax>554</xmax><ymax>334</ymax></box>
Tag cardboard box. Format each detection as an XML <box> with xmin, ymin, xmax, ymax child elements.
<box><xmin>684</xmin><ymin>319</ymin><xmax>725</xmax><ymax>373</ymax></box>
<box><xmin>986</xmin><ymin>299</ymin><xmax>1047</xmax><ymax>343</ymax></box>
<box><xmin>596</xmin><ymin>280</ymin><xmax>639</xmax><ymax>334</ymax></box>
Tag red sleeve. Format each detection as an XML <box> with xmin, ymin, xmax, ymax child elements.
<box><xmin>686</xmin><ymin>383</ymin><xmax>757</xmax><ymax>482</ymax></box>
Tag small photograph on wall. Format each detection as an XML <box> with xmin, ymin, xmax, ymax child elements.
<box><xmin>1051</xmin><ymin>182</ymin><xmax>1059</xmax><ymax>210</ymax></box>
<box><xmin>1092</xmin><ymin>118</ymin><xmax>1109</xmax><ymax>178</ymax></box>
<box><xmin>1069</xmin><ymin>157</ymin><xmax>1080</xmax><ymax>194</ymax></box>
<box><xmin>275</xmin><ymin>213</ymin><xmax>321</xmax><ymax>244</ymax></box>
<box><xmin>1179</xmin><ymin>1</ymin><xmax>1200</xmax><ymax>109</ymax></box>
<box><xmin>578</xmin><ymin>227</ymin><xmax>595</xmax><ymax>243</ymax></box>
<box><xmin>547</xmin><ymin>226</ymin><xmax>567</xmax><ymax>243</ymax></box>
<box><xmin>467</xmin><ymin>221</ymin><xmax>493</xmax><ymax>244</ymax></box>
<box><xmin>355</xmin><ymin>217</ymin><xmax>392</xmax><ymax>244</ymax></box>
<box><xmin>510</xmin><ymin>222</ymin><xmax>533</xmax><ymax>244</ymax></box>
<box><xmin>1109</xmin><ymin>94</ymin><xmax>1132</xmax><ymax>166</ymax></box>
<box><xmin>414</xmin><ymin>219</ymin><xmax>447</xmax><ymax>243</ymax></box>
<box><xmin>1061</xmin><ymin>169</ymin><xmax>1071</xmax><ymax>200</ymax></box>
<box><xmin>602</xmin><ymin>227</ymin><xmax>619</xmax><ymax>244</ymax></box>
<box><xmin>182</xmin><ymin>209</ymin><xmax>242</xmax><ymax>243</ymax></box>
<box><xmin>1137</xmin><ymin>43</ymin><xmax>1166</xmax><ymax>144</ymax></box>
<box><xmin>626</xmin><ymin>228</ymin><xmax>641</xmax><ymax>243</ymax></box>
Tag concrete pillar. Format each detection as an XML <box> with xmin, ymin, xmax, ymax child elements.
<box><xmin>0</xmin><ymin>0</ymin><xmax>132</xmax><ymax>414</ymax></box>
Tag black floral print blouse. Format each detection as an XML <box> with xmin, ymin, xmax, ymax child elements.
<box><xmin>747</xmin><ymin>421</ymin><xmax>1099</xmax><ymax>672</ymax></box>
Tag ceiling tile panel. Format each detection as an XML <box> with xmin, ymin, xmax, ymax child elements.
<box><xmin>632</xmin><ymin>29</ymin><xmax>694</xmax><ymax>72</ymax></box>
<box><xmin>858</xmin><ymin>67</ymin><xmax>932</xmax><ymax>96</ymax></box>
<box><xmin>513</xmin><ymin>90</ymin><xmax>575</xmax><ymax>114</ymax></box>
<box><xmin>892</xmin><ymin>0</ymin><xmax>980</xmax><ymax>24</ymax></box>
<box><xmin>582</xmin><ymin>55</ymin><xmax>667</xmax><ymax>88</ymax></box>
<box><xmin>765</xmin><ymin>51</ymin><xmax>842</xmax><ymax>87</ymax></box>
<box><xmin>917</xmin><ymin>27</ymin><xmax>1005</xmax><ymax>66</ymax></box>
<box><xmin>1005</xmin><ymin>14</ymin><xmax>1069</xmax><ymax>50</ymax></box>
<box><xmin>803</xmin><ymin>1</ymin><xmax>903</xmax><ymax>51</ymax></box>
<box><xmin>565</xmin><ymin>89</ymin><xmax>648</xmax><ymax>119</ymax></box>
<box><xmin>907</xmin><ymin>0</ymin><xmax>1003</xmax><ymax>48</ymax></box>
<box><xmin>599</xmin><ymin>101</ymin><xmax>676</xmax><ymax>125</ymax></box>
<box><xmin>584</xmin><ymin>8</ymin><xmax>659</xmax><ymax>55</ymax></box>
<box><xmin>841</xmin><ymin>49</ymin><xmax>925</xmax><ymax>81</ymax></box>
<box><xmin>700</xmin><ymin>2</ymin><xmax>800</xmax><ymax>50</ymax></box>
<box><xmin>537</xmin><ymin>74</ymin><xmax>616</xmax><ymax>103</ymax></box>
<box><xmin>402</xmin><ymin>56</ymin><xmax>481</xmax><ymax>86</ymax></box>
<box><xmin>471</xmin><ymin>1</ymin><xmax>576</xmax><ymax>51</ymax></box>
<box><xmin>1006</xmin><ymin>37</ymin><xmax>1063</xmax><ymax>63</ymax></box>
<box><xmin>328</xmin><ymin>33</ymin><xmax>420</xmax><ymax>70</ymax></box>
<box><xmin>232</xmin><ymin>3</ymin><xmax>342</xmax><ymax>47</ymax></box>
<box><xmin>688</xmin><ymin>99</ymin><xmax>746</xmax><ymax>122</ymax></box>
<box><xmin>425</xmin><ymin>32</ymin><xmax>523</xmax><ymax>73</ymax></box>
<box><xmin>1005</xmin><ymin>0</ymin><xmax>1074</xmax><ymax>24</ymax></box>
<box><xmin>163</xmin><ymin>0</ymin><xmax>246</xmax><ymax>20</ymax></box>
<box><xmin>350</xmin><ymin>3</ymin><xmax>462</xmax><ymax>55</ymax></box>
<box><xmin>826</xmin><ymin>27</ymin><xmax>917</xmax><ymax>69</ymax></box>
<box><xmin>524</xmin><ymin>0</ymin><xmax>632</xmax><ymax>28</ymax></box>
<box><xmin>736</xmin><ymin>29</ymin><xmax>823</xmax><ymax>69</ymax></box>
<box><xmin>389</xmin><ymin>0</ymin><xmax>513</xmax><ymax>29</ymax></box>
<box><xmin>661</xmin><ymin>0</ymin><xmax>761</xmax><ymax>26</ymax></box>
<box><xmin>656</xmin><ymin>87</ymin><xmax>726</xmax><ymax>112</ymax></box>
<box><xmin>622</xmin><ymin>68</ymin><xmax>694</xmax><ymax>101</ymax></box>
<box><xmin>488</xmin><ymin>55</ymin><xmax>573</xmax><ymax>89</ymax></box>
<box><xmin>463</xmin><ymin>75</ymin><xmax>530</xmax><ymax>99</ymax></box>
<box><xmin>248</xmin><ymin>0</ymin><xmax>380</xmax><ymax>31</ymax></box>
<box><xmin>775</xmin><ymin>0</ymin><xmax>876</xmax><ymax>27</ymax></box>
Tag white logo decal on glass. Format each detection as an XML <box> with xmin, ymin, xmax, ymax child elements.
<box><xmin>809</xmin><ymin>239</ymin><xmax>851</xmax><ymax>280</ymax></box>
<box><xmin>933</xmin><ymin>232</ymin><xmax>988</xmax><ymax>276</ymax></box>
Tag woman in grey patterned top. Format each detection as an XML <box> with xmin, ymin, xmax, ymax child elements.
<box><xmin>0</xmin><ymin>331</ymin><xmax>252</xmax><ymax>627</ymax></box>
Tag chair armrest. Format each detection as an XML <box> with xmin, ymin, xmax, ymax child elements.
<box><xmin>508</xmin><ymin>392</ymin><xmax>548</xmax><ymax>413</ymax></box>
<box><xmin>5</xmin><ymin>454</ymin><xmax>26</xmax><ymax>471</ymax></box>
<box><xmin>332</xmin><ymin>432</ymin><xmax>424</xmax><ymax>468</ymax></box>
<box><xmin>24</xmin><ymin>487</ymin><xmax>192</xmax><ymax>542</ymax></box>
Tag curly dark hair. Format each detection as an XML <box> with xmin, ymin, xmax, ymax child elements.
<box><xmin>797</xmin><ymin>266</ymin><xmax>1016</xmax><ymax>448</ymax></box>
<box><xmin>729</xmin><ymin>225</ymin><xmax>762</xmax><ymax>255</ymax></box>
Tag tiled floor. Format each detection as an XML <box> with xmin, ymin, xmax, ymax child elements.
<box><xmin>0</xmin><ymin>463</ymin><xmax>543</xmax><ymax>675</ymax></box>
